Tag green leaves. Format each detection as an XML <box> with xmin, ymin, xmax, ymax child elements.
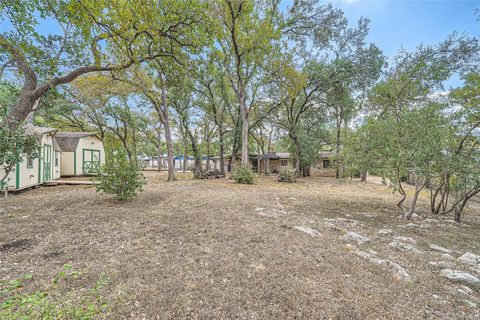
<box><xmin>0</xmin><ymin>102</ymin><xmax>39</xmax><ymax>187</ymax></box>
<box><xmin>0</xmin><ymin>266</ymin><xmax>112</xmax><ymax>320</ymax></box>
<box><xmin>96</xmin><ymin>149</ymin><xmax>145</xmax><ymax>201</ymax></box>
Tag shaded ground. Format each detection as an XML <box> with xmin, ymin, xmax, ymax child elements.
<box><xmin>1</xmin><ymin>172</ymin><xmax>479</xmax><ymax>319</ymax></box>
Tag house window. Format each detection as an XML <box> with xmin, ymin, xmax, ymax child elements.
<box><xmin>323</xmin><ymin>160</ymin><xmax>331</xmax><ymax>168</ymax></box>
<box><xmin>55</xmin><ymin>152</ymin><xmax>59</xmax><ymax>167</ymax></box>
<box><xmin>27</xmin><ymin>156</ymin><xmax>34</xmax><ymax>169</ymax></box>
<box><xmin>281</xmin><ymin>160</ymin><xmax>288</xmax><ymax>166</ymax></box>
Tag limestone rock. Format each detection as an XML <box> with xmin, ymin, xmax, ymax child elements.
<box><xmin>441</xmin><ymin>253</ymin><xmax>454</xmax><ymax>261</ymax></box>
<box><xmin>293</xmin><ymin>226</ymin><xmax>321</xmax><ymax>237</ymax></box>
<box><xmin>429</xmin><ymin>244</ymin><xmax>453</xmax><ymax>254</ymax></box>
<box><xmin>393</xmin><ymin>236</ymin><xmax>416</xmax><ymax>244</ymax></box>
<box><xmin>458</xmin><ymin>252</ymin><xmax>480</xmax><ymax>267</ymax></box>
<box><xmin>389</xmin><ymin>240</ymin><xmax>422</xmax><ymax>254</ymax></box>
<box><xmin>377</xmin><ymin>228</ymin><xmax>393</xmax><ymax>235</ymax></box>
<box><xmin>441</xmin><ymin>269</ymin><xmax>480</xmax><ymax>285</ymax></box>
<box><xmin>342</xmin><ymin>232</ymin><xmax>370</xmax><ymax>245</ymax></box>
<box><xmin>355</xmin><ymin>250</ymin><xmax>409</xmax><ymax>281</ymax></box>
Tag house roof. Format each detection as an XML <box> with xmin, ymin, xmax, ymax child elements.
<box><xmin>22</xmin><ymin>124</ymin><xmax>56</xmax><ymax>137</ymax></box>
<box><xmin>52</xmin><ymin>138</ymin><xmax>62</xmax><ymax>151</ymax></box>
<box><xmin>319</xmin><ymin>151</ymin><xmax>336</xmax><ymax>159</ymax></box>
<box><xmin>174</xmin><ymin>155</ymin><xmax>194</xmax><ymax>160</ymax></box>
<box><xmin>55</xmin><ymin>132</ymin><xmax>97</xmax><ymax>139</ymax></box>
<box><xmin>211</xmin><ymin>154</ymin><xmax>258</xmax><ymax>160</ymax></box>
<box><xmin>55</xmin><ymin>132</ymin><xmax>98</xmax><ymax>152</ymax></box>
<box><xmin>258</xmin><ymin>152</ymin><xmax>291</xmax><ymax>160</ymax></box>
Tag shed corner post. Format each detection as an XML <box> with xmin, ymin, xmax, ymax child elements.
<box><xmin>15</xmin><ymin>161</ymin><xmax>20</xmax><ymax>189</ymax></box>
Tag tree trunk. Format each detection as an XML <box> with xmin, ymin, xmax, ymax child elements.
<box><xmin>160</xmin><ymin>86</ymin><xmax>175</xmax><ymax>182</ymax></box>
<box><xmin>405</xmin><ymin>179</ymin><xmax>425</xmax><ymax>219</ymax></box>
<box><xmin>396</xmin><ymin>177</ymin><xmax>407</xmax><ymax>211</ymax></box>
<box><xmin>239</xmin><ymin>91</ymin><xmax>249</xmax><ymax>168</ymax></box>
<box><xmin>206</xmin><ymin>139</ymin><xmax>211</xmax><ymax>171</ymax></box>
<box><xmin>157</xmin><ymin>130</ymin><xmax>162</xmax><ymax>172</ymax></box>
<box><xmin>7</xmin><ymin>94</ymin><xmax>34</xmax><ymax>126</ymax></box>
<box><xmin>186</xmin><ymin>129</ymin><xmax>201</xmax><ymax>179</ymax></box>
<box><xmin>190</xmin><ymin>138</ymin><xmax>201</xmax><ymax>178</ymax></box>
<box><xmin>335</xmin><ymin>123</ymin><xmax>341</xmax><ymax>179</ymax></box>
<box><xmin>294</xmin><ymin>142</ymin><xmax>301</xmax><ymax>173</ymax></box>
<box><xmin>193</xmin><ymin>151</ymin><xmax>201</xmax><ymax>178</ymax></box>
<box><xmin>183</xmin><ymin>138</ymin><xmax>188</xmax><ymax>173</ymax></box>
<box><xmin>230</xmin><ymin>112</ymin><xmax>241</xmax><ymax>172</ymax></box>
<box><xmin>454</xmin><ymin>199</ymin><xmax>467</xmax><ymax>223</ymax></box>
<box><xmin>432</xmin><ymin>173</ymin><xmax>450</xmax><ymax>215</ymax></box>
<box><xmin>257</xmin><ymin>144</ymin><xmax>261</xmax><ymax>175</ymax></box>
<box><xmin>360</xmin><ymin>170</ymin><xmax>368</xmax><ymax>182</ymax></box>
<box><xmin>219</xmin><ymin>130</ymin><xmax>225</xmax><ymax>176</ymax></box>
<box><xmin>163</xmin><ymin>122</ymin><xmax>175</xmax><ymax>181</ymax></box>
<box><xmin>288</xmin><ymin>132</ymin><xmax>301</xmax><ymax>174</ymax></box>
<box><xmin>230</xmin><ymin>139</ymin><xmax>237</xmax><ymax>172</ymax></box>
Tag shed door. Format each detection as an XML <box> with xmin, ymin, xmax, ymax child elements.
<box><xmin>43</xmin><ymin>144</ymin><xmax>52</xmax><ymax>181</ymax></box>
<box><xmin>83</xmin><ymin>149</ymin><xmax>101</xmax><ymax>174</ymax></box>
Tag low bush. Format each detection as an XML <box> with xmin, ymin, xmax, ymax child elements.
<box><xmin>96</xmin><ymin>150</ymin><xmax>145</xmax><ymax>201</ymax></box>
<box><xmin>199</xmin><ymin>169</ymin><xmax>225</xmax><ymax>179</ymax></box>
<box><xmin>0</xmin><ymin>264</ymin><xmax>113</xmax><ymax>319</ymax></box>
<box><xmin>232</xmin><ymin>165</ymin><xmax>255</xmax><ymax>184</ymax></box>
<box><xmin>278</xmin><ymin>169</ymin><xmax>297</xmax><ymax>183</ymax></box>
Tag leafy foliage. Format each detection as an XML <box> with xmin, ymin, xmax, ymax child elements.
<box><xmin>232</xmin><ymin>165</ymin><xmax>255</xmax><ymax>184</ymax></box>
<box><xmin>96</xmin><ymin>149</ymin><xmax>145</xmax><ymax>201</ymax></box>
<box><xmin>0</xmin><ymin>105</ymin><xmax>38</xmax><ymax>189</ymax></box>
<box><xmin>278</xmin><ymin>169</ymin><xmax>297</xmax><ymax>183</ymax></box>
<box><xmin>0</xmin><ymin>264</ymin><xmax>112</xmax><ymax>319</ymax></box>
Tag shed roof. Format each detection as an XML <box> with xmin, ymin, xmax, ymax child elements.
<box><xmin>55</xmin><ymin>132</ymin><xmax>97</xmax><ymax>139</ymax></box>
<box><xmin>52</xmin><ymin>138</ymin><xmax>62</xmax><ymax>151</ymax></box>
<box><xmin>55</xmin><ymin>132</ymin><xmax>98</xmax><ymax>152</ymax></box>
<box><xmin>22</xmin><ymin>124</ymin><xmax>56</xmax><ymax>137</ymax></box>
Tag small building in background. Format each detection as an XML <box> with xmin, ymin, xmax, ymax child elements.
<box><xmin>212</xmin><ymin>154</ymin><xmax>259</xmax><ymax>173</ymax></box>
<box><xmin>138</xmin><ymin>155</ymin><xmax>168</xmax><ymax>170</ymax></box>
<box><xmin>202</xmin><ymin>156</ymin><xmax>215</xmax><ymax>170</ymax></box>
<box><xmin>257</xmin><ymin>152</ymin><xmax>291</xmax><ymax>175</ymax></box>
<box><xmin>55</xmin><ymin>132</ymin><xmax>105</xmax><ymax>176</ymax></box>
<box><xmin>311</xmin><ymin>151</ymin><xmax>336</xmax><ymax>177</ymax></box>
<box><xmin>173</xmin><ymin>155</ymin><xmax>195</xmax><ymax>171</ymax></box>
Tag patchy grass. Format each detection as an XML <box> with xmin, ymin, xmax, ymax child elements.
<box><xmin>1</xmin><ymin>172</ymin><xmax>479</xmax><ymax>319</ymax></box>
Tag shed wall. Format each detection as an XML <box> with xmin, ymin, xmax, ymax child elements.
<box><xmin>75</xmin><ymin>136</ymin><xmax>105</xmax><ymax>175</ymax></box>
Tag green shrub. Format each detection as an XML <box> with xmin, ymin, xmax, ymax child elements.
<box><xmin>278</xmin><ymin>169</ymin><xmax>297</xmax><ymax>183</ymax></box>
<box><xmin>96</xmin><ymin>150</ymin><xmax>145</xmax><ymax>201</ymax></box>
<box><xmin>0</xmin><ymin>264</ymin><xmax>112</xmax><ymax>319</ymax></box>
<box><xmin>232</xmin><ymin>165</ymin><xmax>255</xmax><ymax>184</ymax></box>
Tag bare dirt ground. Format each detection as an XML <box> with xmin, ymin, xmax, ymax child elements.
<box><xmin>1</xmin><ymin>172</ymin><xmax>479</xmax><ymax>319</ymax></box>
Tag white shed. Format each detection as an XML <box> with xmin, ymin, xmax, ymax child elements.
<box><xmin>55</xmin><ymin>132</ymin><xmax>105</xmax><ymax>176</ymax></box>
<box><xmin>0</xmin><ymin>125</ymin><xmax>61</xmax><ymax>191</ymax></box>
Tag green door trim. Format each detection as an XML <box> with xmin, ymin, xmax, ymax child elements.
<box><xmin>73</xmin><ymin>150</ymin><xmax>76</xmax><ymax>175</ymax></box>
<box><xmin>43</xmin><ymin>144</ymin><xmax>52</xmax><ymax>182</ymax></box>
<box><xmin>82</xmin><ymin>149</ymin><xmax>101</xmax><ymax>175</ymax></box>
<box><xmin>37</xmin><ymin>146</ymin><xmax>42</xmax><ymax>184</ymax></box>
<box><xmin>15</xmin><ymin>162</ymin><xmax>20</xmax><ymax>189</ymax></box>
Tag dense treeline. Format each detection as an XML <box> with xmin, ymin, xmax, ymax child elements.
<box><xmin>0</xmin><ymin>1</ymin><xmax>478</xmax><ymax>220</ymax></box>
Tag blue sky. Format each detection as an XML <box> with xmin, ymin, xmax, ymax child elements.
<box><xmin>330</xmin><ymin>0</ymin><xmax>479</xmax><ymax>88</ymax></box>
